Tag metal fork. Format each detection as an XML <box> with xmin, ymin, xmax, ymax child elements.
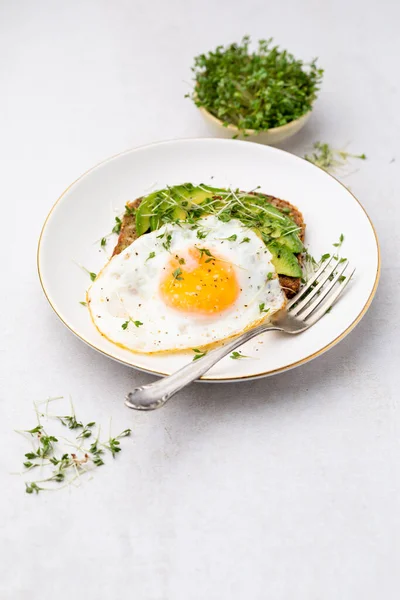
<box><xmin>126</xmin><ymin>257</ymin><xmax>354</xmax><ymax>411</ymax></box>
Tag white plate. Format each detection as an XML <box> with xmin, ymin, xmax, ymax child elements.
<box><xmin>38</xmin><ymin>139</ymin><xmax>380</xmax><ymax>381</ymax></box>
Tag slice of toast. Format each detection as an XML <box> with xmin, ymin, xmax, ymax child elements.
<box><xmin>112</xmin><ymin>193</ymin><xmax>305</xmax><ymax>297</ymax></box>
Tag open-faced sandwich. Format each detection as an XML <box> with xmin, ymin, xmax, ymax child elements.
<box><xmin>87</xmin><ymin>184</ymin><xmax>305</xmax><ymax>353</ymax></box>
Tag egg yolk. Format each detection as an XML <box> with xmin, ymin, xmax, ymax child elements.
<box><xmin>159</xmin><ymin>247</ymin><xmax>240</xmax><ymax>314</ymax></box>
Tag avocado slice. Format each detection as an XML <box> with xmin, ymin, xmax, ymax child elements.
<box><xmin>269</xmin><ymin>227</ymin><xmax>283</xmax><ymax>239</ymax></box>
<box><xmin>135</xmin><ymin>186</ymin><xmax>302</xmax><ymax>256</ymax></box>
<box><xmin>179</xmin><ymin>184</ymin><xmax>226</xmax><ymax>207</ymax></box>
<box><xmin>136</xmin><ymin>184</ymin><xmax>224</xmax><ymax>235</ymax></box>
<box><xmin>242</xmin><ymin>197</ymin><xmax>291</xmax><ymax>221</ymax></box>
<box><xmin>268</xmin><ymin>242</ymin><xmax>303</xmax><ymax>278</ymax></box>
<box><xmin>276</xmin><ymin>233</ymin><xmax>304</xmax><ymax>253</ymax></box>
<box><xmin>136</xmin><ymin>191</ymin><xmax>161</xmax><ymax>236</ymax></box>
<box><xmin>149</xmin><ymin>214</ymin><xmax>161</xmax><ymax>231</ymax></box>
<box><xmin>149</xmin><ymin>205</ymin><xmax>187</xmax><ymax>230</ymax></box>
<box><xmin>172</xmin><ymin>206</ymin><xmax>187</xmax><ymax>221</ymax></box>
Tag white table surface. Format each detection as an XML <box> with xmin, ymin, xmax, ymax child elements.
<box><xmin>0</xmin><ymin>1</ymin><xmax>398</xmax><ymax>598</ymax></box>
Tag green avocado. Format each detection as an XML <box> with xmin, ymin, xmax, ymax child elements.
<box><xmin>179</xmin><ymin>184</ymin><xmax>227</xmax><ymax>207</ymax></box>
<box><xmin>136</xmin><ymin>184</ymin><xmax>225</xmax><ymax>235</ymax></box>
<box><xmin>269</xmin><ymin>227</ymin><xmax>282</xmax><ymax>239</ymax></box>
<box><xmin>135</xmin><ymin>192</ymin><xmax>160</xmax><ymax>236</ymax></box>
<box><xmin>268</xmin><ymin>242</ymin><xmax>303</xmax><ymax>278</ymax></box>
<box><xmin>243</xmin><ymin>197</ymin><xmax>290</xmax><ymax>221</ymax></box>
<box><xmin>172</xmin><ymin>206</ymin><xmax>187</xmax><ymax>221</ymax></box>
<box><xmin>276</xmin><ymin>233</ymin><xmax>304</xmax><ymax>253</ymax></box>
<box><xmin>134</xmin><ymin>186</ymin><xmax>304</xmax><ymax>279</ymax></box>
<box><xmin>149</xmin><ymin>214</ymin><xmax>161</xmax><ymax>231</ymax></box>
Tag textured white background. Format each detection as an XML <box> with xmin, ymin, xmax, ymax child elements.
<box><xmin>0</xmin><ymin>1</ymin><xmax>398</xmax><ymax>598</ymax></box>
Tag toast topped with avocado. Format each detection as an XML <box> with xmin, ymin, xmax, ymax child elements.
<box><xmin>112</xmin><ymin>184</ymin><xmax>305</xmax><ymax>297</ymax></box>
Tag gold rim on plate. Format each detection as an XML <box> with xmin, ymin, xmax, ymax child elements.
<box><xmin>37</xmin><ymin>139</ymin><xmax>381</xmax><ymax>382</ymax></box>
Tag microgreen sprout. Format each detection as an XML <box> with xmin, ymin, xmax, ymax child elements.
<box><xmin>77</xmin><ymin>265</ymin><xmax>97</xmax><ymax>281</ymax></box>
<box><xmin>125</xmin><ymin>204</ymin><xmax>136</xmax><ymax>217</ymax></box>
<box><xmin>196</xmin><ymin>247</ymin><xmax>215</xmax><ymax>263</ymax></box>
<box><xmin>187</xmin><ymin>36</ymin><xmax>323</xmax><ymax>135</ymax></box>
<box><xmin>304</xmin><ymin>142</ymin><xmax>366</xmax><ymax>173</ymax></box>
<box><xmin>122</xmin><ymin>317</ymin><xmax>143</xmax><ymax>330</ymax></box>
<box><xmin>259</xmin><ymin>303</ymin><xmax>270</xmax><ymax>314</ymax></box>
<box><xmin>104</xmin><ymin>429</ymin><xmax>131</xmax><ymax>458</ymax></box>
<box><xmin>16</xmin><ymin>398</ymin><xmax>132</xmax><ymax>495</ymax></box>
<box><xmin>192</xmin><ymin>348</ymin><xmax>207</xmax><ymax>361</ymax></box>
<box><xmin>333</xmin><ymin>233</ymin><xmax>345</xmax><ymax>248</ymax></box>
<box><xmin>230</xmin><ymin>351</ymin><xmax>250</xmax><ymax>360</ymax></box>
<box><xmin>162</xmin><ymin>234</ymin><xmax>172</xmax><ymax>252</ymax></box>
<box><xmin>172</xmin><ymin>268</ymin><xmax>183</xmax><ymax>281</ymax></box>
<box><xmin>112</xmin><ymin>216</ymin><xmax>122</xmax><ymax>234</ymax></box>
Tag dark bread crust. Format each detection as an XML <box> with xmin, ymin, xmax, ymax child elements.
<box><xmin>253</xmin><ymin>193</ymin><xmax>305</xmax><ymax>297</ymax></box>
<box><xmin>112</xmin><ymin>193</ymin><xmax>305</xmax><ymax>297</ymax></box>
<box><xmin>112</xmin><ymin>197</ymin><xmax>143</xmax><ymax>257</ymax></box>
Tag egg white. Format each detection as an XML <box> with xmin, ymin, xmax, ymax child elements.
<box><xmin>87</xmin><ymin>216</ymin><xmax>286</xmax><ymax>353</ymax></box>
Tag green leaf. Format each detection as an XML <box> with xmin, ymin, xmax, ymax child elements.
<box><xmin>25</xmin><ymin>482</ymin><xmax>42</xmax><ymax>494</ymax></box>
<box><xmin>25</xmin><ymin>425</ymin><xmax>43</xmax><ymax>435</ymax></box>
<box><xmin>118</xmin><ymin>429</ymin><xmax>131</xmax><ymax>438</ymax></box>
<box><xmin>172</xmin><ymin>268</ymin><xmax>183</xmax><ymax>281</ymax></box>
<box><xmin>259</xmin><ymin>303</ymin><xmax>270</xmax><ymax>314</ymax></box>
<box><xmin>112</xmin><ymin>216</ymin><xmax>122</xmax><ymax>234</ymax></box>
<box><xmin>122</xmin><ymin>318</ymin><xmax>143</xmax><ymax>330</ymax></box>
<box><xmin>196</xmin><ymin>247</ymin><xmax>214</xmax><ymax>261</ymax></box>
<box><xmin>192</xmin><ymin>348</ymin><xmax>207</xmax><ymax>361</ymax></box>
<box><xmin>125</xmin><ymin>204</ymin><xmax>136</xmax><ymax>216</ymax></box>
<box><xmin>305</xmin><ymin>143</ymin><xmax>366</xmax><ymax>173</ymax></box>
<box><xmin>162</xmin><ymin>234</ymin><xmax>172</xmax><ymax>252</ymax></box>
<box><xmin>230</xmin><ymin>351</ymin><xmax>249</xmax><ymax>360</ymax></box>
<box><xmin>59</xmin><ymin>416</ymin><xmax>82</xmax><ymax>430</ymax></box>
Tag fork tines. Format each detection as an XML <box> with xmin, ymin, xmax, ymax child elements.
<box><xmin>287</xmin><ymin>257</ymin><xmax>355</xmax><ymax>325</ymax></box>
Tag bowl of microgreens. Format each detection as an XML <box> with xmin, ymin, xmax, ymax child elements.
<box><xmin>186</xmin><ymin>36</ymin><xmax>323</xmax><ymax>145</ymax></box>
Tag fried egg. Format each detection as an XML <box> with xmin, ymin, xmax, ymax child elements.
<box><xmin>88</xmin><ymin>216</ymin><xmax>286</xmax><ymax>353</ymax></box>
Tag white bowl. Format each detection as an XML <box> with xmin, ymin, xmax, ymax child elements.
<box><xmin>198</xmin><ymin>105</ymin><xmax>312</xmax><ymax>145</ymax></box>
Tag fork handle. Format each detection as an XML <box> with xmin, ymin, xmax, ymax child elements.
<box><xmin>125</xmin><ymin>322</ymin><xmax>276</xmax><ymax>410</ymax></box>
